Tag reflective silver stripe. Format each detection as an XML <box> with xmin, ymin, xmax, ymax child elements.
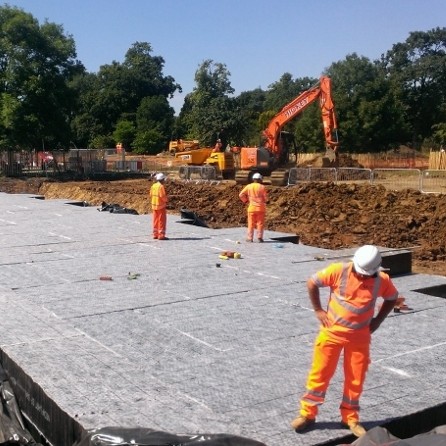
<box><xmin>302</xmin><ymin>396</ymin><xmax>324</xmax><ymax>406</ymax></box>
<box><xmin>327</xmin><ymin>307</ymin><xmax>372</xmax><ymax>329</ymax></box>
<box><xmin>312</xmin><ymin>273</ymin><xmax>323</xmax><ymax>286</ymax></box>
<box><xmin>332</xmin><ymin>292</ymin><xmax>376</xmax><ymax>314</ymax></box>
<box><xmin>342</xmin><ymin>395</ymin><xmax>360</xmax><ymax>407</ymax></box>
<box><xmin>306</xmin><ymin>389</ymin><xmax>325</xmax><ymax>398</ymax></box>
<box><xmin>372</xmin><ymin>274</ymin><xmax>381</xmax><ymax>301</ymax></box>
<box><xmin>303</xmin><ymin>388</ymin><xmax>326</xmax><ymax>406</ymax></box>
<box><xmin>339</xmin><ymin>263</ymin><xmax>349</xmax><ymax>295</ymax></box>
<box><xmin>328</xmin><ymin>263</ymin><xmax>382</xmax><ymax>329</ymax></box>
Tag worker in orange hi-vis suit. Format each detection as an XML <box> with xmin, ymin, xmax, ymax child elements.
<box><xmin>239</xmin><ymin>173</ymin><xmax>267</xmax><ymax>243</ymax></box>
<box><xmin>291</xmin><ymin>245</ymin><xmax>399</xmax><ymax>438</ymax></box>
<box><xmin>149</xmin><ymin>173</ymin><xmax>168</xmax><ymax>240</ymax></box>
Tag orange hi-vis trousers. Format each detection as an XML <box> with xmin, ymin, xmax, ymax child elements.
<box><xmin>300</xmin><ymin>330</ymin><xmax>370</xmax><ymax>424</ymax></box>
<box><xmin>247</xmin><ymin>210</ymin><xmax>265</xmax><ymax>240</ymax></box>
<box><xmin>152</xmin><ymin>209</ymin><xmax>167</xmax><ymax>238</ymax></box>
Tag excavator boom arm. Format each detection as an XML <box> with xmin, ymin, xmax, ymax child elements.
<box><xmin>262</xmin><ymin>76</ymin><xmax>339</xmax><ymax>156</ymax></box>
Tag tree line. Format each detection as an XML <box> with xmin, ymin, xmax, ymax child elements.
<box><xmin>1</xmin><ymin>5</ymin><xmax>445</xmax><ymax>157</ymax></box>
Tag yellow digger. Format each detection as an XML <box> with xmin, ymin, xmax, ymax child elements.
<box><xmin>175</xmin><ymin>148</ymin><xmax>235</xmax><ymax>180</ymax></box>
<box><xmin>168</xmin><ymin>139</ymin><xmax>200</xmax><ymax>155</ymax></box>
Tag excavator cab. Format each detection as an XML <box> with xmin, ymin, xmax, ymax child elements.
<box><xmin>240</xmin><ymin>131</ymin><xmax>295</xmax><ymax>173</ymax></box>
<box><xmin>236</xmin><ymin>132</ymin><xmax>296</xmax><ymax>185</ymax></box>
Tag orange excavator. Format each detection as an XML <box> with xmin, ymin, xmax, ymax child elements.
<box><xmin>236</xmin><ymin>76</ymin><xmax>339</xmax><ymax>185</ymax></box>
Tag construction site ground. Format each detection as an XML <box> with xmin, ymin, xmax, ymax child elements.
<box><xmin>0</xmin><ymin>173</ymin><xmax>446</xmax><ymax>446</ymax></box>
<box><xmin>1</xmin><ymin>172</ymin><xmax>445</xmax><ymax>276</ymax></box>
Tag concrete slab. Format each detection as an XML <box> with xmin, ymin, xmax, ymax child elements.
<box><xmin>0</xmin><ymin>192</ymin><xmax>445</xmax><ymax>446</ymax></box>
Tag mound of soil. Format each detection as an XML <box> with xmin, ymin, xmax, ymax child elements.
<box><xmin>1</xmin><ymin>176</ymin><xmax>446</xmax><ymax>276</ymax></box>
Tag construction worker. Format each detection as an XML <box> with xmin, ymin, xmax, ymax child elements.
<box><xmin>239</xmin><ymin>173</ymin><xmax>267</xmax><ymax>242</ymax></box>
<box><xmin>291</xmin><ymin>245</ymin><xmax>399</xmax><ymax>438</ymax></box>
<box><xmin>149</xmin><ymin>173</ymin><xmax>168</xmax><ymax>240</ymax></box>
<box><xmin>213</xmin><ymin>139</ymin><xmax>223</xmax><ymax>153</ymax></box>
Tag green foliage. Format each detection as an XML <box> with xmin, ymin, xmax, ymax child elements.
<box><xmin>294</xmin><ymin>103</ymin><xmax>325</xmax><ymax>152</ymax></box>
<box><xmin>0</xmin><ymin>5</ymin><xmax>81</xmax><ymax>150</ymax></box>
<box><xmin>326</xmin><ymin>53</ymin><xmax>410</xmax><ymax>152</ymax></box>
<box><xmin>381</xmin><ymin>27</ymin><xmax>446</xmax><ymax>147</ymax></box>
<box><xmin>430</xmin><ymin>123</ymin><xmax>446</xmax><ymax>148</ymax></box>
<box><xmin>132</xmin><ymin>129</ymin><xmax>165</xmax><ymax>154</ymax></box>
<box><xmin>113</xmin><ymin>120</ymin><xmax>136</xmax><ymax>150</ymax></box>
<box><xmin>181</xmin><ymin>60</ymin><xmax>238</xmax><ymax>146</ymax></box>
<box><xmin>90</xmin><ymin>134</ymin><xmax>115</xmax><ymax>149</ymax></box>
<box><xmin>72</xmin><ymin>41</ymin><xmax>180</xmax><ymax>148</ymax></box>
<box><xmin>265</xmin><ymin>74</ymin><xmax>317</xmax><ymax>111</ymax></box>
<box><xmin>136</xmin><ymin>95</ymin><xmax>174</xmax><ymax>139</ymax></box>
<box><xmin>233</xmin><ymin>89</ymin><xmax>266</xmax><ymax>145</ymax></box>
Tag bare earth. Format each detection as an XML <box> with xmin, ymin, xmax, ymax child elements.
<box><xmin>1</xmin><ymin>175</ymin><xmax>446</xmax><ymax>277</ymax></box>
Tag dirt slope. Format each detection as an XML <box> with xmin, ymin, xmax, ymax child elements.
<box><xmin>1</xmin><ymin>176</ymin><xmax>446</xmax><ymax>276</ymax></box>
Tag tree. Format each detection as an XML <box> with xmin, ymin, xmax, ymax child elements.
<box><xmin>264</xmin><ymin>74</ymin><xmax>316</xmax><ymax>111</ymax></box>
<box><xmin>381</xmin><ymin>27</ymin><xmax>446</xmax><ymax>148</ymax></box>
<box><xmin>429</xmin><ymin>123</ymin><xmax>446</xmax><ymax>149</ymax></box>
<box><xmin>326</xmin><ymin>53</ymin><xmax>408</xmax><ymax>152</ymax></box>
<box><xmin>132</xmin><ymin>96</ymin><xmax>174</xmax><ymax>154</ymax></box>
<box><xmin>132</xmin><ymin>129</ymin><xmax>165</xmax><ymax>155</ymax></box>
<box><xmin>136</xmin><ymin>96</ymin><xmax>174</xmax><ymax>138</ymax></box>
<box><xmin>233</xmin><ymin>88</ymin><xmax>266</xmax><ymax>146</ymax></box>
<box><xmin>180</xmin><ymin>60</ymin><xmax>236</xmax><ymax>146</ymax></box>
<box><xmin>264</xmin><ymin>75</ymin><xmax>321</xmax><ymax>152</ymax></box>
<box><xmin>112</xmin><ymin>120</ymin><xmax>136</xmax><ymax>151</ymax></box>
<box><xmin>0</xmin><ymin>5</ymin><xmax>82</xmax><ymax>152</ymax></box>
<box><xmin>72</xmin><ymin>42</ymin><xmax>180</xmax><ymax>147</ymax></box>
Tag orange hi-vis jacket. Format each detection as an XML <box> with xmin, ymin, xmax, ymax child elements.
<box><xmin>239</xmin><ymin>182</ymin><xmax>267</xmax><ymax>212</ymax></box>
<box><xmin>312</xmin><ymin>262</ymin><xmax>398</xmax><ymax>341</ymax></box>
<box><xmin>150</xmin><ymin>182</ymin><xmax>167</xmax><ymax>210</ymax></box>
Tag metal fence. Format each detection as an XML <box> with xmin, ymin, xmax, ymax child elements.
<box><xmin>420</xmin><ymin>170</ymin><xmax>446</xmax><ymax>194</ymax></box>
<box><xmin>177</xmin><ymin>165</ymin><xmax>219</xmax><ymax>183</ymax></box>
<box><xmin>0</xmin><ymin>149</ymin><xmax>182</xmax><ymax>177</ymax></box>
<box><xmin>372</xmin><ymin>168</ymin><xmax>422</xmax><ymax>191</ymax></box>
<box><xmin>3</xmin><ymin>150</ymin><xmax>446</xmax><ymax>194</ymax></box>
<box><xmin>288</xmin><ymin>167</ymin><xmax>446</xmax><ymax>194</ymax></box>
<box><xmin>337</xmin><ymin>167</ymin><xmax>373</xmax><ymax>183</ymax></box>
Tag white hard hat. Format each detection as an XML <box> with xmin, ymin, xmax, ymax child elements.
<box><xmin>353</xmin><ymin>245</ymin><xmax>382</xmax><ymax>276</ymax></box>
<box><xmin>155</xmin><ymin>173</ymin><xmax>165</xmax><ymax>181</ymax></box>
<box><xmin>252</xmin><ymin>173</ymin><xmax>262</xmax><ymax>180</ymax></box>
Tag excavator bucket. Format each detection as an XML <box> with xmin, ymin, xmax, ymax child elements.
<box><xmin>324</xmin><ymin>148</ymin><xmax>337</xmax><ymax>163</ymax></box>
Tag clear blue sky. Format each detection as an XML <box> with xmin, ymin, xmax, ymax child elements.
<box><xmin>4</xmin><ymin>0</ymin><xmax>445</xmax><ymax>113</ymax></box>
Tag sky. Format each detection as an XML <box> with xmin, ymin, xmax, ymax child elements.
<box><xmin>4</xmin><ymin>0</ymin><xmax>446</xmax><ymax>114</ymax></box>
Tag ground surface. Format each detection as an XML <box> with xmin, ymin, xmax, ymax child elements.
<box><xmin>1</xmin><ymin>173</ymin><xmax>446</xmax><ymax>277</ymax></box>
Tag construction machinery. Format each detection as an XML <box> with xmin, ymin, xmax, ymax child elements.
<box><xmin>174</xmin><ymin>76</ymin><xmax>339</xmax><ymax>184</ymax></box>
<box><xmin>176</xmin><ymin>148</ymin><xmax>235</xmax><ymax>180</ymax></box>
<box><xmin>168</xmin><ymin>139</ymin><xmax>200</xmax><ymax>155</ymax></box>
<box><xmin>236</xmin><ymin>76</ymin><xmax>339</xmax><ymax>185</ymax></box>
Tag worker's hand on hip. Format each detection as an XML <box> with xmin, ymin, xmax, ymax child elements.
<box><xmin>315</xmin><ymin>309</ymin><xmax>329</xmax><ymax>327</ymax></box>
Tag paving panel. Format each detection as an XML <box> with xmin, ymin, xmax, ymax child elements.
<box><xmin>0</xmin><ymin>192</ymin><xmax>445</xmax><ymax>446</ymax></box>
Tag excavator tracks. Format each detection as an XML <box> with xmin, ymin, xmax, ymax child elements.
<box><xmin>234</xmin><ymin>169</ymin><xmax>289</xmax><ymax>186</ymax></box>
<box><xmin>270</xmin><ymin>169</ymin><xmax>289</xmax><ymax>186</ymax></box>
<box><xmin>234</xmin><ymin>170</ymin><xmax>251</xmax><ymax>185</ymax></box>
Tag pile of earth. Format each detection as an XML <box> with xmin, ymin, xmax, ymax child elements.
<box><xmin>1</xmin><ymin>176</ymin><xmax>446</xmax><ymax>276</ymax></box>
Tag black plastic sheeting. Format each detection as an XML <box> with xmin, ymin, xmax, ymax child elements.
<box><xmin>98</xmin><ymin>202</ymin><xmax>139</xmax><ymax>214</ymax></box>
<box><xmin>339</xmin><ymin>425</ymin><xmax>446</xmax><ymax>446</ymax></box>
<box><xmin>2</xmin><ymin>360</ymin><xmax>446</xmax><ymax>446</ymax></box>
<box><xmin>73</xmin><ymin>427</ymin><xmax>266</xmax><ymax>446</ymax></box>
<box><xmin>180</xmin><ymin>208</ymin><xmax>208</xmax><ymax>227</ymax></box>
<box><xmin>0</xmin><ymin>366</ymin><xmax>43</xmax><ymax>445</ymax></box>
